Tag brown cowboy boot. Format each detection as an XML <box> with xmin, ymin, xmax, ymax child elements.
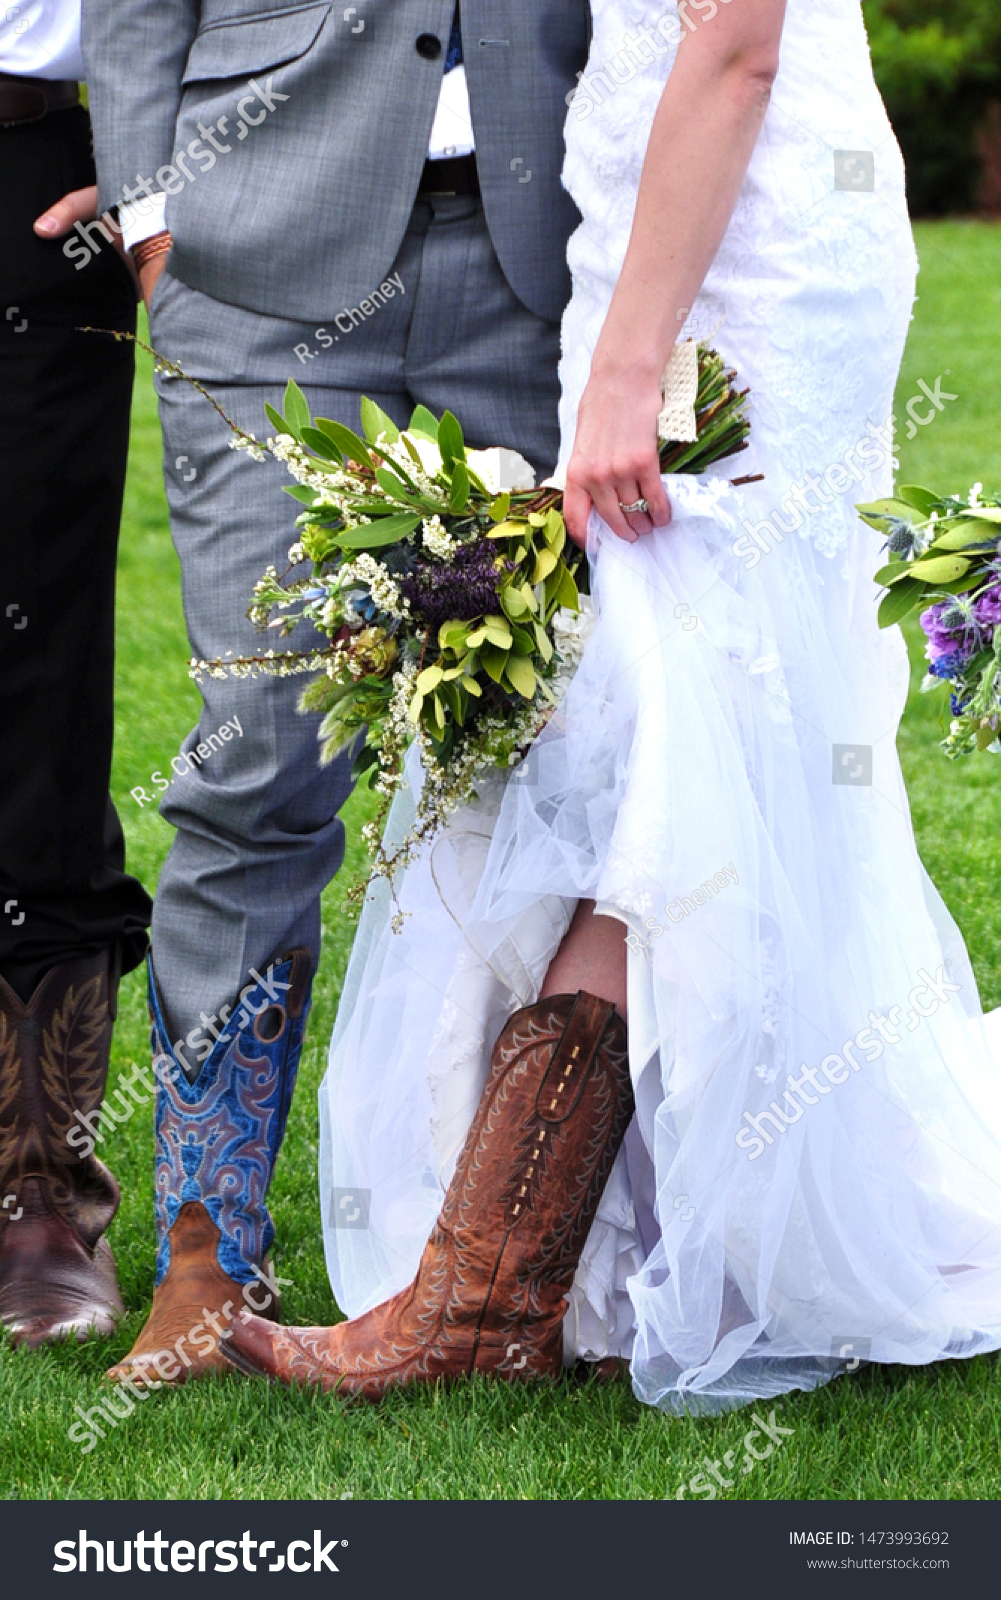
<box><xmin>0</xmin><ymin>952</ymin><xmax>124</xmax><ymax>1346</ymax></box>
<box><xmin>105</xmin><ymin>1201</ymin><xmax>281</xmax><ymax>1386</ymax></box>
<box><xmin>222</xmin><ymin>990</ymin><xmax>633</xmax><ymax>1398</ymax></box>
<box><xmin>106</xmin><ymin>951</ymin><xmax>310</xmax><ymax>1386</ymax></box>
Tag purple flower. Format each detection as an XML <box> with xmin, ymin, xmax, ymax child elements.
<box><xmin>401</xmin><ymin>540</ymin><xmax>506</xmax><ymax>628</ymax></box>
<box><xmin>972</xmin><ymin>584</ymin><xmax>1001</xmax><ymax>630</ymax></box>
<box><xmin>920</xmin><ymin>603</ymin><xmax>969</xmax><ymax>667</ymax></box>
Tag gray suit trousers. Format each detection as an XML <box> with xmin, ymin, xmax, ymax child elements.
<box><xmin>148</xmin><ymin>195</ymin><xmax>560</xmax><ymax>1043</ymax></box>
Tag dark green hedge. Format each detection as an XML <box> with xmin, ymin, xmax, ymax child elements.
<box><xmin>864</xmin><ymin>0</ymin><xmax>1001</xmax><ymax>214</ymax></box>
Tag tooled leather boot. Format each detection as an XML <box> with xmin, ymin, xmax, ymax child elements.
<box><xmin>0</xmin><ymin>951</ymin><xmax>124</xmax><ymax>1346</ymax></box>
<box><xmin>221</xmin><ymin>990</ymin><xmax>633</xmax><ymax>1398</ymax></box>
<box><xmin>107</xmin><ymin>948</ymin><xmax>312</xmax><ymax>1386</ymax></box>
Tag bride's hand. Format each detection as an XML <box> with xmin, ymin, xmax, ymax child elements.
<box><xmin>563</xmin><ymin>362</ymin><xmax>672</xmax><ymax>548</ymax></box>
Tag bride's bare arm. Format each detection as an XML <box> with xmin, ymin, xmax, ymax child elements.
<box><xmin>564</xmin><ymin>0</ymin><xmax>788</xmax><ymax>547</ymax></box>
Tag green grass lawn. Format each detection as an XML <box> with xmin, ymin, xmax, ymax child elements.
<box><xmin>3</xmin><ymin>222</ymin><xmax>1001</xmax><ymax>1502</ymax></box>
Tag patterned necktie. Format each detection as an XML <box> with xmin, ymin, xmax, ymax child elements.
<box><xmin>445</xmin><ymin>6</ymin><xmax>463</xmax><ymax>72</ymax></box>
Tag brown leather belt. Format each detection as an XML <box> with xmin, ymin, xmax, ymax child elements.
<box><xmin>0</xmin><ymin>73</ymin><xmax>79</xmax><ymax>126</ymax></box>
<box><xmin>418</xmin><ymin>152</ymin><xmax>479</xmax><ymax>197</ymax></box>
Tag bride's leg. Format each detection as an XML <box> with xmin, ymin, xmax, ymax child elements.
<box><xmin>541</xmin><ymin>899</ymin><xmax>627</xmax><ymax>1015</ymax></box>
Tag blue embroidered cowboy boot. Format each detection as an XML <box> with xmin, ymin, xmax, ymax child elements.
<box><xmin>107</xmin><ymin>948</ymin><xmax>312</xmax><ymax>1385</ymax></box>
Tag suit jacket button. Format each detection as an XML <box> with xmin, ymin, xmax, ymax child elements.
<box><xmin>415</xmin><ymin>32</ymin><xmax>442</xmax><ymax>59</ymax></box>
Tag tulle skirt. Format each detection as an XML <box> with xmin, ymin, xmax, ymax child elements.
<box><xmin>319</xmin><ymin>473</ymin><xmax>1001</xmax><ymax>1413</ymax></box>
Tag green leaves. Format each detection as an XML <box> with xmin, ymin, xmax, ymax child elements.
<box><xmin>960</xmin><ymin>507</ymin><xmax>1001</xmax><ymax>523</ymax></box>
<box><xmin>906</xmin><ymin>554</ymin><xmax>971</xmax><ymax>584</ymax></box>
<box><xmin>928</xmin><ymin>523</ymin><xmax>1000</xmax><ymax>552</ymax></box>
<box><xmin>283</xmin><ymin>379</ymin><xmax>310</xmax><ymax>438</ymax></box>
<box><xmin>375</xmin><ymin>466</ymin><xmax>415</xmax><ymax>502</ymax></box>
<box><xmin>504</xmin><ymin>654</ymin><xmax>536</xmax><ymax>699</ymax></box>
<box><xmin>416</xmin><ymin>664</ymin><xmax>444</xmax><ymax>695</ymax></box>
<box><xmin>466</xmin><ymin>617</ymin><xmax>513</xmax><ymax>651</ymax></box>
<box><xmin>361</xmin><ymin>397</ymin><xmax>399</xmax><ymax>445</ymax></box>
<box><xmin>488</xmin><ymin>493</ymin><xmax>511</xmax><ymax>523</ymax></box>
<box><xmin>315</xmin><ymin>417</ymin><xmax>373</xmax><ymax>467</ymax></box>
<box><xmin>265</xmin><ymin>401</ymin><xmax>295</xmax><ymax>439</ymax></box>
<box><xmin>553</xmin><ymin>563</ymin><xmax>579</xmax><ymax>611</ymax></box>
<box><xmin>877</xmin><ymin>577</ymin><xmax>925</xmax><ymax>628</ymax></box>
<box><xmin>895</xmin><ymin>484</ymin><xmax>942</xmax><ymax>516</ymax></box>
<box><xmin>408</xmin><ymin>403</ymin><xmax>439</xmax><ymax>441</ymax></box>
<box><xmin>872</xmin><ymin>559</ymin><xmax>913</xmax><ymax>587</ymax></box>
<box><xmin>856</xmin><ymin>497</ymin><xmax>926</xmax><ymax>530</ymax></box>
<box><xmin>448</xmin><ymin>461</ymin><xmax>470</xmax><ymax>513</ymax></box>
<box><xmin>300</xmin><ymin>425</ymin><xmax>342</xmax><ymax>462</ymax></box>
<box><xmin>334</xmin><ymin>513</ymin><xmax>422</xmax><ymax>550</ymax></box>
<box><xmin>437</xmin><ymin>410</ymin><xmax>465</xmax><ymax>468</ymax></box>
<box><xmin>248</xmin><ymin>385</ymin><xmax>595</xmax><ymax>825</ymax></box>
<box><xmin>868</xmin><ymin>481</ymin><xmax>1001</xmax><ymax>652</ymax></box>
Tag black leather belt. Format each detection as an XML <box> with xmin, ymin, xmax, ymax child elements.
<box><xmin>418</xmin><ymin>153</ymin><xmax>479</xmax><ymax>197</ymax></box>
<box><xmin>0</xmin><ymin>73</ymin><xmax>79</xmax><ymax>126</ymax></box>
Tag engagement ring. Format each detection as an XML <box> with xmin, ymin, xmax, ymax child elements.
<box><xmin>619</xmin><ymin>498</ymin><xmax>650</xmax><ymax>514</ymax></box>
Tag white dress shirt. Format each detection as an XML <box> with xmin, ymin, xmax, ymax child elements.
<box><xmin>426</xmin><ymin>62</ymin><xmax>474</xmax><ymax>162</ymax></box>
<box><xmin>0</xmin><ymin>0</ymin><xmax>84</xmax><ymax>79</ymax></box>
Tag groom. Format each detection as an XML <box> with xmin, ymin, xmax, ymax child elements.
<box><xmin>81</xmin><ymin>0</ymin><xmax>590</xmax><ymax>1381</ymax></box>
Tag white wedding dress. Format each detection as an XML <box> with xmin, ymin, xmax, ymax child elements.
<box><xmin>318</xmin><ymin>0</ymin><xmax>1001</xmax><ymax>1412</ymax></box>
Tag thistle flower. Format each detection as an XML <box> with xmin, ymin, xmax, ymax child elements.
<box><xmin>886</xmin><ymin>518</ymin><xmax>917</xmax><ymax>556</ymax></box>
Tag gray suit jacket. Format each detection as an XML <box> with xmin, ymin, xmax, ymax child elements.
<box><xmin>82</xmin><ymin>0</ymin><xmax>590</xmax><ymax>323</ymax></box>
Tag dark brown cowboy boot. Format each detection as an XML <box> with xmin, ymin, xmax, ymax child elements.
<box><xmin>222</xmin><ymin>990</ymin><xmax>633</xmax><ymax>1398</ymax></box>
<box><xmin>0</xmin><ymin>951</ymin><xmax>124</xmax><ymax>1346</ymax></box>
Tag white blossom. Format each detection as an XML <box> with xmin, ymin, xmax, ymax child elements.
<box><xmin>421</xmin><ymin>516</ymin><xmax>459</xmax><ymax>561</ymax></box>
<box><xmin>466</xmin><ymin>447</ymin><xmax>536</xmax><ymax>494</ymax></box>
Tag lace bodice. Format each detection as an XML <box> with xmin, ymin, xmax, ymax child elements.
<box><xmin>557</xmin><ymin>0</ymin><xmax>918</xmax><ymax>558</ymax></box>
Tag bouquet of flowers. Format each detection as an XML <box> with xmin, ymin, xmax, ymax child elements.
<box><xmin>860</xmin><ymin>481</ymin><xmax>1001</xmax><ymax>757</ymax></box>
<box><xmin>192</xmin><ymin>341</ymin><xmax>752</xmax><ymax>899</ymax></box>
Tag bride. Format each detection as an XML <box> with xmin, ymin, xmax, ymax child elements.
<box><xmin>224</xmin><ymin>0</ymin><xmax>1001</xmax><ymax>1412</ymax></box>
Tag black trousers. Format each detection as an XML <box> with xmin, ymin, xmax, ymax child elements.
<box><xmin>0</xmin><ymin>104</ymin><xmax>152</xmax><ymax>999</ymax></box>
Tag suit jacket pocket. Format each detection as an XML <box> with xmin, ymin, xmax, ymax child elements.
<box><xmin>182</xmin><ymin>1</ymin><xmax>332</xmax><ymax>83</ymax></box>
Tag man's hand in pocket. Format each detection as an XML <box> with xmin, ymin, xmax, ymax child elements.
<box><xmin>33</xmin><ymin>185</ymin><xmax>140</xmax><ymax>297</ymax></box>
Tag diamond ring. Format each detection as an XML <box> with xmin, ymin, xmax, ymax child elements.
<box><xmin>619</xmin><ymin>498</ymin><xmax>650</xmax><ymax>515</ymax></box>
